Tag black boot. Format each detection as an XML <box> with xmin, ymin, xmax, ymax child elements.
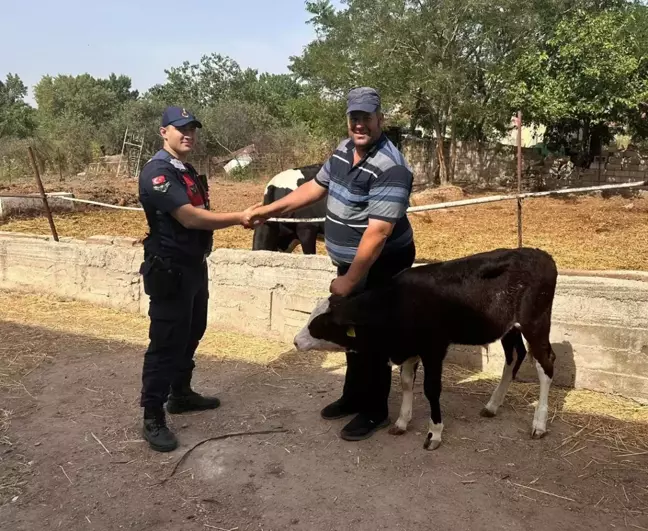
<box><xmin>166</xmin><ymin>386</ymin><xmax>221</xmax><ymax>414</ymax></box>
<box><xmin>340</xmin><ymin>413</ymin><xmax>390</xmax><ymax>441</ymax></box>
<box><xmin>320</xmin><ymin>397</ymin><xmax>360</xmax><ymax>420</ymax></box>
<box><xmin>142</xmin><ymin>408</ymin><xmax>178</xmax><ymax>452</ymax></box>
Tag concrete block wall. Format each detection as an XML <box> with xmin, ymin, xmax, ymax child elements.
<box><xmin>0</xmin><ymin>232</ymin><xmax>142</xmax><ymax>313</ymax></box>
<box><xmin>1</xmin><ymin>232</ymin><xmax>648</xmax><ymax>403</ymax></box>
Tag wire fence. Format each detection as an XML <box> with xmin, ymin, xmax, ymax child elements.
<box><xmin>1</xmin><ymin>179</ymin><xmax>646</xmax><ymax>248</ymax></box>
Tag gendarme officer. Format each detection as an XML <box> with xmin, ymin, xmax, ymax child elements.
<box><xmin>138</xmin><ymin>106</ymin><xmax>256</xmax><ymax>452</ymax></box>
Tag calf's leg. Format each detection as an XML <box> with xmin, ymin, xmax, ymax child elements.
<box><xmin>523</xmin><ymin>316</ymin><xmax>555</xmax><ymax>439</ymax></box>
<box><xmin>421</xmin><ymin>353</ymin><xmax>445</xmax><ymax>451</ymax></box>
<box><xmin>480</xmin><ymin>329</ymin><xmax>520</xmax><ymax>417</ymax></box>
<box><xmin>389</xmin><ymin>357</ymin><xmax>420</xmax><ymax>436</ymax></box>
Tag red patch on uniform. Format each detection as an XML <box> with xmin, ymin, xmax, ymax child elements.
<box><xmin>183</xmin><ymin>174</ymin><xmax>205</xmax><ymax>207</ymax></box>
<box><xmin>152</xmin><ymin>176</ymin><xmax>167</xmax><ymax>185</ymax></box>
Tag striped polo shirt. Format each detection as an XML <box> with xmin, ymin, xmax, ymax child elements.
<box><xmin>314</xmin><ymin>133</ymin><xmax>414</xmax><ymax>266</ymax></box>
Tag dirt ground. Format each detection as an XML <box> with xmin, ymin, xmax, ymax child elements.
<box><xmin>2</xmin><ymin>291</ymin><xmax>648</xmax><ymax>530</ymax></box>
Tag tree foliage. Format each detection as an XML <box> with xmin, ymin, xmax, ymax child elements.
<box><xmin>290</xmin><ymin>0</ymin><xmax>647</xmax><ymax>182</ymax></box>
<box><xmin>509</xmin><ymin>6</ymin><xmax>648</xmax><ymax>156</ymax></box>
<box><xmin>0</xmin><ymin>74</ymin><xmax>35</xmax><ymax>140</ymax></box>
<box><xmin>34</xmin><ymin>73</ymin><xmax>137</xmax><ymax>127</ymax></box>
<box><xmin>2</xmin><ymin>1</ymin><xmax>647</xmax><ymax>183</ymax></box>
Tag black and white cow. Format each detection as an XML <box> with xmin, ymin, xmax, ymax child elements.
<box><xmin>294</xmin><ymin>247</ymin><xmax>558</xmax><ymax>451</ymax></box>
<box><xmin>252</xmin><ymin>164</ymin><xmax>325</xmax><ymax>254</ymax></box>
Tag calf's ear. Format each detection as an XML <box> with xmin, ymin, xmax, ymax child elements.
<box><xmin>329</xmin><ymin>290</ymin><xmax>391</xmax><ymax>327</ymax></box>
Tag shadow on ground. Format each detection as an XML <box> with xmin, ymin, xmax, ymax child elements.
<box><xmin>1</xmin><ymin>320</ymin><xmax>647</xmax><ymax>531</ymax></box>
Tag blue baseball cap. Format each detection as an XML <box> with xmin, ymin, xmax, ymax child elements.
<box><xmin>161</xmin><ymin>106</ymin><xmax>203</xmax><ymax>128</ymax></box>
<box><xmin>346</xmin><ymin>87</ymin><xmax>381</xmax><ymax>114</ymax></box>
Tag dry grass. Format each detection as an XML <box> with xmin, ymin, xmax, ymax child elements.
<box><xmin>0</xmin><ymin>290</ymin><xmax>289</xmax><ymax>368</ymax></box>
<box><xmin>410</xmin><ymin>194</ymin><xmax>648</xmax><ymax>271</ymax></box>
<box><xmin>2</xmin><ymin>193</ymin><xmax>647</xmax><ymax>271</ymax></box>
<box><xmin>445</xmin><ymin>364</ymin><xmax>648</xmax><ymax>454</ymax></box>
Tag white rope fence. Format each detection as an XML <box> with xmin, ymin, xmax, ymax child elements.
<box><xmin>264</xmin><ymin>179</ymin><xmax>648</xmax><ymax>223</ymax></box>
<box><xmin>49</xmin><ymin>195</ymin><xmax>144</xmax><ymax>212</ymax></box>
<box><xmin>26</xmin><ymin>178</ymin><xmax>646</xmax><ymax>223</ymax></box>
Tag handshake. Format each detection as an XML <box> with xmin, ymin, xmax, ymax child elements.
<box><xmin>239</xmin><ymin>203</ymin><xmax>270</xmax><ymax>230</ymax></box>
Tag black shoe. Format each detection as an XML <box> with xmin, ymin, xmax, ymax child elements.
<box><xmin>320</xmin><ymin>398</ymin><xmax>359</xmax><ymax>420</ymax></box>
<box><xmin>340</xmin><ymin>413</ymin><xmax>389</xmax><ymax>441</ymax></box>
<box><xmin>143</xmin><ymin>411</ymin><xmax>178</xmax><ymax>452</ymax></box>
<box><xmin>166</xmin><ymin>389</ymin><xmax>221</xmax><ymax>414</ymax></box>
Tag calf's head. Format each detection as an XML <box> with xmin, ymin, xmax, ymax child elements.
<box><xmin>293</xmin><ymin>296</ymin><xmax>358</xmax><ymax>352</ymax></box>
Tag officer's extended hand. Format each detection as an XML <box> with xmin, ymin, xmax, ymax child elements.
<box><xmin>241</xmin><ymin>203</ymin><xmax>265</xmax><ymax>229</ymax></box>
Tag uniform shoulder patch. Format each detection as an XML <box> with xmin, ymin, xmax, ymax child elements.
<box><xmin>152</xmin><ymin>175</ymin><xmax>171</xmax><ymax>193</ymax></box>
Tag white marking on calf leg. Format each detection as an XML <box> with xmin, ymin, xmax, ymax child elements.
<box><xmin>481</xmin><ymin>351</ymin><xmax>517</xmax><ymax>417</ymax></box>
<box><xmin>531</xmin><ymin>360</ymin><xmax>552</xmax><ymax>439</ymax></box>
<box><xmin>423</xmin><ymin>420</ymin><xmax>444</xmax><ymax>451</ymax></box>
<box><xmin>389</xmin><ymin>357</ymin><xmax>419</xmax><ymax>436</ymax></box>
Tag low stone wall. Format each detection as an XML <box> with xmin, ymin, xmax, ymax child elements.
<box><xmin>1</xmin><ymin>232</ymin><xmax>647</xmax><ymax>403</ymax></box>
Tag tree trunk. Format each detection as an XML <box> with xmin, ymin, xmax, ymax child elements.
<box><xmin>57</xmin><ymin>149</ymin><xmax>65</xmax><ymax>182</ymax></box>
<box><xmin>410</xmin><ymin>88</ymin><xmax>424</xmax><ymax>135</ymax></box>
<box><xmin>581</xmin><ymin>119</ymin><xmax>591</xmax><ymax>168</ymax></box>
<box><xmin>435</xmin><ymin>123</ymin><xmax>448</xmax><ymax>186</ymax></box>
<box><xmin>449</xmin><ymin>119</ymin><xmax>457</xmax><ymax>183</ymax></box>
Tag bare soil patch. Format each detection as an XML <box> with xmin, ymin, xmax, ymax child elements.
<box><xmin>2</xmin><ymin>291</ymin><xmax>648</xmax><ymax>530</ymax></box>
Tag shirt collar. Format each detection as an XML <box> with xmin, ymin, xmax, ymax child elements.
<box><xmin>344</xmin><ymin>133</ymin><xmax>388</xmax><ymax>166</ymax></box>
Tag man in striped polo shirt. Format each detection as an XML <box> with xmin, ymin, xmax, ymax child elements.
<box><xmin>249</xmin><ymin>87</ymin><xmax>416</xmax><ymax>441</ymax></box>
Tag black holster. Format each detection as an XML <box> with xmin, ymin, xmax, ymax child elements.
<box><xmin>139</xmin><ymin>254</ymin><xmax>183</xmax><ymax>299</ymax></box>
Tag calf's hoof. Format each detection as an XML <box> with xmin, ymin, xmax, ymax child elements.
<box><xmin>388</xmin><ymin>425</ymin><xmax>406</xmax><ymax>436</ymax></box>
<box><xmin>479</xmin><ymin>407</ymin><xmax>496</xmax><ymax>418</ymax></box>
<box><xmin>531</xmin><ymin>427</ymin><xmax>547</xmax><ymax>439</ymax></box>
<box><xmin>423</xmin><ymin>434</ymin><xmax>441</xmax><ymax>451</ymax></box>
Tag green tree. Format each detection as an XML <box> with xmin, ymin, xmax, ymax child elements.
<box><xmin>290</xmin><ymin>0</ymin><xmax>542</xmax><ymax>184</ymax></box>
<box><xmin>34</xmin><ymin>73</ymin><xmax>137</xmax><ymax>126</ymax></box>
<box><xmin>509</xmin><ymin>6</ymin><xmax>648</xmax><ymax>159</ymax></box>
<box><xmin>146</xmin><ymin>53</ymin><xmax>244</xmax><ymax>108</ymax></box>
<box><xmin>290</xmin><ymin>0</ymin><xmax>638</xmax><ymax>183</ymax></box>
<box><xmin>0</xmin><ymin>73</ymin><xmax>36</xmax><ymax>139</ymax></box>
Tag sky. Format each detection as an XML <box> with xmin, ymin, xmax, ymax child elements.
<box><xmin>2</xmin><ymin>0</ymin><xmax>343</xmax><ymax>106</ymax></box>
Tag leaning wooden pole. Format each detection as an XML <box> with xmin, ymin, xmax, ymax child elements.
<box><xmin>28</xmin><ymin>146</ymin><xmax>59</xmax><ymax>242</ymax></box>
<box><xmin>516</xmin><ymin>111</ymin><xmax>523</xmax><ymax>248</ymax></box>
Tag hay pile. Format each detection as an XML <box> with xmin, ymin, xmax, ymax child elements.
<box><xmin>410</xmin><ymin>185</ymin><xmax>465</xmax><ymax>222</ymax></box>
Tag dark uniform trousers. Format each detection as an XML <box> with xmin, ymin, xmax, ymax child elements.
<box><xmin>140</xmin><ymin>258</ymin><xmax>209</xmax><ymax>410</ymax></box>
<box><xmin>337</xmin><ymin>241</ymin><xmax>416</xmax><ymax>420</ymax></box>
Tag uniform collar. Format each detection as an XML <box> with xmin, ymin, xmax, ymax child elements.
<box><xmin>151</xmin><ymin>149</ymin><xmax>188</xmax><ymax>171</ymax></box>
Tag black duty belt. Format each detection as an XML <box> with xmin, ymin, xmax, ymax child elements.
<box><xmin>144</xmin><ymin>252</ymin><xmax>208</xmax><ymax>268</ymax></box>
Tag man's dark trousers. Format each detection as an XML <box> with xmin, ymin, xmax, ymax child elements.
<box><xmin>337</xmin><ymin>242</ymin><xmax>416</xmax><ymax>421</ymax></box>
<box><xmin>140</xmin><ymin>260</ymin><xmax>208</xmax><ymax>410</ymax></box>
